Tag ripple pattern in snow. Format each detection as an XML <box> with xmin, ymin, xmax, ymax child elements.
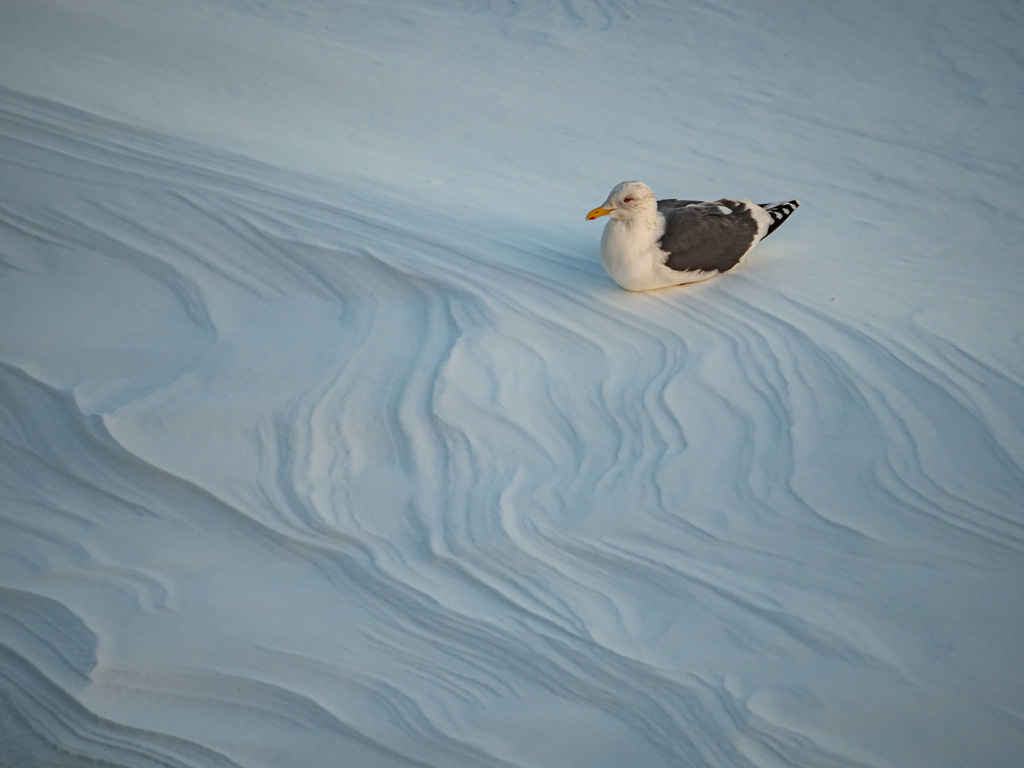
<box><xmin>3</xmin><ymin>2</ymin><xmax>1024</xmax><ymax>766</ymax></box>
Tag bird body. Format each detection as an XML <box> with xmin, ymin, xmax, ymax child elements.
<box><xmin>587</xmin><ymin>181</ymin><xmax>799</xmax><ymax>291</ymax></box>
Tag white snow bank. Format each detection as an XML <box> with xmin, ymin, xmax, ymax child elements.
<box><xmin>2</xmin><ymin>1</ymin><xmax>1023</xmax><ymax>766</ymax></box>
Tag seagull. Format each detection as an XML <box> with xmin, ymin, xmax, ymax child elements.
<box><xmin>586</xmin><ymin>181</ymin><xmax>799</xmax><ymax>291</ymax></box>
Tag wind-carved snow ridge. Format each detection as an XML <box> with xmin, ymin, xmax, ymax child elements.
<box><xmin>3</xmin><ymin>0</ymin><xmax>1024</xmax><ymax>764</ymax></box>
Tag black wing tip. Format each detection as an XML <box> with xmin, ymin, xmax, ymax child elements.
<box><xmin>760</xmin><ymin>200</ymin><xmax>800</xmax><ymax>238</ymax></box>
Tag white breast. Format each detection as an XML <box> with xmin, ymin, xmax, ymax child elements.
<box><xmin>599</xmin><ymin>215</ymin><xmax>717</xmax><ymax>291</ymax></box>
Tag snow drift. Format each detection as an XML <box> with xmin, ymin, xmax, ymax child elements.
<box><xmin>2</xmin><ymin>1</ymin><xmax>1023</xmax><ymax>766</ymax></box>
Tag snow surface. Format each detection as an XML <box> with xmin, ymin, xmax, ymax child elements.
<box><xmin>2</xmin><ymin>1</ymin><xmax>1024</xmax><ymax>766</ymax></box>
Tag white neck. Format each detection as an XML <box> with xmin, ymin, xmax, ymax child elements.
<box><xmin>611</xmin><ymin>203</ymin><xmax>659</xmax><ymax>230</ymax></box>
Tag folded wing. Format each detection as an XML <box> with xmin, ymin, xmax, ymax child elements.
<box><xmin>656</xmin><ymin>198</ymin><xmax>763</xmax><ymax>274</ymax></box>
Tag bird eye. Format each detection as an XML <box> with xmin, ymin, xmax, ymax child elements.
<box><xmin>623</xmin><ymin>197</ymin><xmax>633</xmax><ymax>202</ymax></box>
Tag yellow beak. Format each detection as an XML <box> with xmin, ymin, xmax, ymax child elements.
<box><xmin>586</xmin><ymin>206</ymin><xmax>612</xmax><ymax>221</ymax></box>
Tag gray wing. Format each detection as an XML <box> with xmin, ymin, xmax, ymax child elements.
<box><xmin>656</xmin><ymin>199</ymin><xmax>703</xmax><ymax>211</ymax></box>
<box><xmin>656</xmin><ymin>198</ymin><xmax>761</xmax><ymax>274</ymax></box>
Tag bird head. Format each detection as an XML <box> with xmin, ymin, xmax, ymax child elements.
<box><xmin>586</xmin><ymin>181</ymin><xmax>657</xmax><ymax>221</ymax></box>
